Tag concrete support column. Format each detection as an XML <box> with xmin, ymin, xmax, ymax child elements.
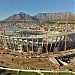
<box><xmin>49</xmin><ymin>38</ymin><xmax>53</xmax><ymax>52</ymax></box>
<box><xmin>18</xmin><ymin>39</ymin><xmax>23</xmax><ymax>52</ymax></box>
<box><xmin>32</xmin><ymin>36</ymin><xmax>33</xmax><ymax>53</ymax></box>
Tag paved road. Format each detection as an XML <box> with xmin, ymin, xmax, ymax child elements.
<box><xmin>0</xmin><ymin>67</ymin><xmax>75</xmax><ymax>75</ymax></box>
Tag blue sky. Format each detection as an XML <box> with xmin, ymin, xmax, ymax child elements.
<box><xmin>0</xmin><ymin>0</ymin><xmax>74</xmax><ymax>20</ymax></box>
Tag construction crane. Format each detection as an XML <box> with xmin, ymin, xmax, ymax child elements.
<box><xmin>0</xmin><ymin>23</ymin><xmax>8</xmax><ymax>51</ymax></box>
<box><xmin>1</xmin><ymin>31</ymin><xmax>8</xmax><ymax>51</ymax></box>
<box><xmin>74</xmin><ymin>16</ymin><xmax>75</xmax><ymax>32</ymax></box>
<box><xmin>64</xmin><ymin>17</ymin><xmax>69</xmax><ymax>51</ymax></box>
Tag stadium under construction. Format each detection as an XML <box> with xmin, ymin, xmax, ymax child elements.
<box><xmin>0</xmin><ymin>20</ymin><xmax>75</xmax><ymax>71</ymax></box>
<box><xmin>0</xmin><ymin>20</ymin><xmax>75</xmax><ymax>54</ymax></box>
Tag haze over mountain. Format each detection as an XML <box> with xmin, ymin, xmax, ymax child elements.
<box><xmin>5</xmin><ymin>12</ymin><xmax>74</xmax><ymax>21</ymax></box>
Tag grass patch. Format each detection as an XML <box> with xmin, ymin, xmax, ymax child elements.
<box><xmin>0</xmin><ymin>69</ymin><xmax>75</xmax><ymax>75</ymax></box>
<box><xmin>0</xmin><ymin>69</ymin><xmax>40</xmax><ymax>75</ymax></box>
<box><xmin>44</xmin><ymin>72</ymin><xmax>75</xmax><ymax>75</ymax></box>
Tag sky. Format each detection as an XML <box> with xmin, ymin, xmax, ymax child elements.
<box><xmin>0</xmin><ymin>0</ymin><xmax>74</xmax><ymax>20</ymax></box>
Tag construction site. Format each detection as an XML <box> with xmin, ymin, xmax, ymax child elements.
<box><xmin>0</xmin><ymin>20</ymin><xmax>75</xmax><ymax>72</ymax></box>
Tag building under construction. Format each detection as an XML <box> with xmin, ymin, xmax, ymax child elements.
<box><xmin>0</xmin><ymin>20</ymin><xmax>75</xmax><ymax>54</ymax></box>
<box><xmin>0</xmin><ymin>29</ymin><xmax>75</xmax><ymax>54</ymax></box>
<box><xmin>0</xmin><ymin>20</ymin><xmax>75</xmax><ymax>71</ymax></box>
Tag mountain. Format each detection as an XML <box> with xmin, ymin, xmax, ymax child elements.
<box><xmin>33</xmin><ymin>12</ymin><xmax>73</xmax><ymax>21</ymax></box>
<box><xmin>5</xmin><ymin>12</ymin><xmax>74</xmax><ymax>21</ymax></box>
<box><xmin>5</xmin><ymin>12</ymin><xmax>37</xmax><ymax>21</ymax></box>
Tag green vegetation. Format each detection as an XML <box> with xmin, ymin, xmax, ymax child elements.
<box><xmin>0</xmin><ymin>69</ymin><xmax>40</xmax><ymax>75</ymax></box>
<box><xmin>0</xmin><ymin>69</ymin><xmax>75</xmax><ymax>75</ymax></box>
<box><xmin>44</xmin><ymin>72</ymin><xmax>75</xmax><ymax>75</ymax></box>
